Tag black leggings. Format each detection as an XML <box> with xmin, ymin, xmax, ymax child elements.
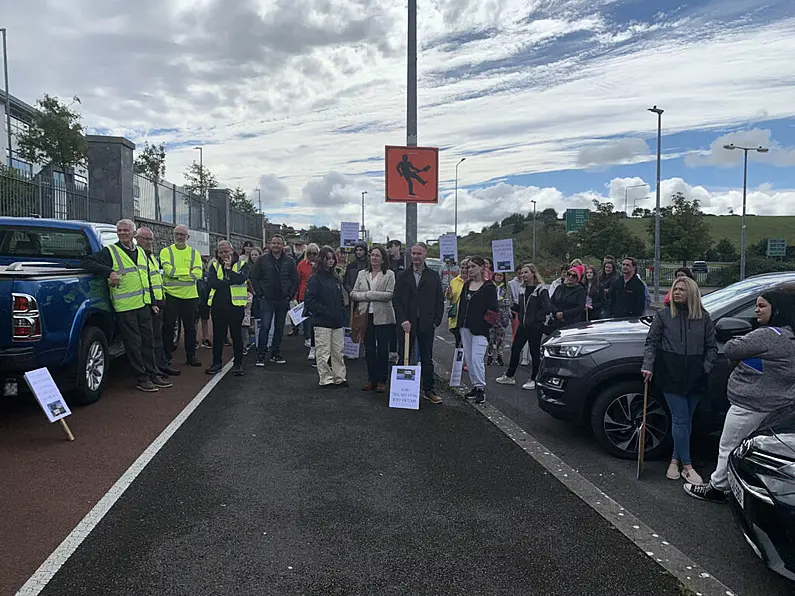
<box><xmin>506</xmin><ymin>326</ymin><xmax>543</xmax><ymax>380</ymax></box>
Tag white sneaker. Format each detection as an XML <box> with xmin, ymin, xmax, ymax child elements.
<box><xmin>495</xmin><ymin>375</ymin><xmax>515</xmax><ymax>385</ymax></box>
<box><xmin>304</xmin><ymin>339</ymin><xmax>311</xmax><ymax>348</ymax></box>
<box><xmin>521</xmin><ymin>380</ymin><xmax>536</xmax><ymax>390</ymax></box>
<box><xmin>308</xmin><ymin>347</ymin><xmax>316</xmax><ymax>360</ymax></box>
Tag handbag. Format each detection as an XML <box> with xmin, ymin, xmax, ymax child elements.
<box><xmin>350</xmin><ymin>275</ymin><xmax>371</xmax><ymax>343</ymax></box>
<box><xmin>448</xmin><ymin>303</ymin><xmax>457</xmax><ymax>318</ymax></box>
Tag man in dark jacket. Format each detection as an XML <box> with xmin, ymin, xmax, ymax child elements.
<box><xmin>393</xmin><ymin>242</ymin><xmax>445</xmax><ymax>403</ymax></box>
<box><xmin>344</xmin><ymin>240</ymin><xmax>369</xmax><ymax>295</ymax></box>
<box><xmin>386</xmin><ymin>239</ymin><xmax>405</xmax><ymax>273</ymax></box>
<box><xmin>250</xmin><ymin>234</ymin><xmax>299</xmax><ymax>366</ymax></box>
<box><xmin>610</xmin><ymin>257</ymin><xmax>647</xmax><ymax>318</ymax></box>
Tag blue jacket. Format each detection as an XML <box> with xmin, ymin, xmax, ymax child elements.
<box><xmin>304</xmin><ymin>270</ymin><xmax>345</xmax><ymax>329</ymax></box>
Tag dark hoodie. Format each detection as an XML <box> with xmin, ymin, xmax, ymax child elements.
<box><xmin>344</xmin><ymin>241</ymin><xmax>369</xmax><ymax>294</ymax></box>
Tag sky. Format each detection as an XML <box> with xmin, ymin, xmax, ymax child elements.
<box><xmin>6</xmin><ymin>0</ymin><xmax>795</xmax><ymax>242</ymax></box>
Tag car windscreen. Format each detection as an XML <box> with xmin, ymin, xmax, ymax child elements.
<box><xmin>97</xmin><ymin>228</ymin><xmax>119</xmax><ymax>248</ymax></box>
<box><xmin>701</xmin><ymin>277</ymin><xmax>788</xmax><ymax>318</ymax></box>
<box><xmin>0</xmin><ymin>226</ymin><xmax>91</xmax><ymax>260</ymax></box>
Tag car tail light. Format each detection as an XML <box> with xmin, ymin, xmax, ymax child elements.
<box><xmin>12</xmin><ymin>293</ymin><xmax>42</xmax><ymax>341</ymax></box>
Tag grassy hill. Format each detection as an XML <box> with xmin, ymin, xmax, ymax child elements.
<box><xmin>623</xmin><ymin>215</ymin><xmax>795</xmax><ymax>248</ymax></box>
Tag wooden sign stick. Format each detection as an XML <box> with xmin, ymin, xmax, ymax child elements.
<box><xmin>636</xmin><ymin>380</ymin><xmax>649</xmax><ymax>480</ymax></box>
<box><xmin>404</xmin><ymin>330</ymin><xmax>410</xmax><ymax>365</ymax></box>
<box><xmin>59</xmin><ymin>419</ymin><xmax>75</xmax><ymax>442</ymax></box>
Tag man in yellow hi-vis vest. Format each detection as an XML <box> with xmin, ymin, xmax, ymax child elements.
<box><xmin>136</xmin><ymin>227</ymin><xmax>181</xmax><ymax>378</ymax></box>
<box><xmin>205</xmin><ymin>240</ymin><xmax>249</xmax><ymax>377</ymax></box>
<box><xmin>160</xmin><ymin>225</ymin><xmax>203</xmax><ymax>367</ymax></box>
<box><xmin>81</xmin><ymin>219</ymin><xmax>173</xmax><ymax>393</ymax></box>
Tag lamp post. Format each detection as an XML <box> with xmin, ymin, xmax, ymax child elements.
<box><xmin>647</xmin><ymin>105</ymin><xmax>664</xmax><ymax>303</ymax></box>
<box><xmin>531</xmin><ymin>199</ymin><xmax>537</xmax><ymax>262</ymax></box>
<box><xmin>454</xmin><ymin>157</ymin><xmax>466</xmax><ymax>237</ymax></box>
<box><xmin>194</xmin><ymin>146</ymin><xmax>203</xmax><ymax>230</ymax></box>
<box><xmin>624</xmin><ymin>183</ymin><xmax>649</xmax><ymax>217</ymax></box>
<box><xmin>1</xmin><ymin>29</ymin><xmax>10</xmax><ymax>168</ymax></box>
<box><xmin>255</xmin><ymin>188</ymin><xmax>261</xmax><ymax>213</ymax></box>
<box><xmin>361</xmin><ymin>191</ymin><xmax>368</xmax><ymax>240</ymax></box>
<box><xmin>723</xmin><ymin>143</ymin><xmax>769</xmax><ymax>280</ymax></box>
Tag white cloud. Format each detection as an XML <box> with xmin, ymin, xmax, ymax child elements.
<box><xmin>256</xmin><ymin>174</ymin><xmax>290</xmax><ymax>206</ymax></box>
<box><xmin>684</xmin><ymin>128</ymin><xmax>795</xmax><ymax>168</ymax></box>
<box><xmin>576</xmin><ymin>138</ymin><xmax>649</xmax><ymax>167</ymax></box>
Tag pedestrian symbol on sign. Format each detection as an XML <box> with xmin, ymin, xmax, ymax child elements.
<box><xmin>385</xmin><ymin>145</ymin><xmax>439</xmax><ymax>204</ymax></box>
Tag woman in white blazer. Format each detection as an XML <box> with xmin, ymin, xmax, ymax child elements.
<box><xmin>351</xmin><ymin>246</ymin><xmax>396</xmax><ymax>393</ymax></box>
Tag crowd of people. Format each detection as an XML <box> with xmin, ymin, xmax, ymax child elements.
<box><xmin>84</xmin><ymin>222</ymin><xmax>795</xmax><ymax>501</ymax></box>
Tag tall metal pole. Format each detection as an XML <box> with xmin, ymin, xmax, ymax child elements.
<box><xmin>454</xmin><ymin>157</ymin><xmax>465</xmax><ymax>237</ymax></box>
<box><xmin>741</xmin><ymin>149</ymin><xmax>748</xmax><ymax>281</ymax></box>
<box><xmin>194</xmin><ymin>146</ymin><xmax>203</xmax><ymax>230</ymax></box>
<box><xmin>2</xmin><ymin>29</ymin><xmax>12</xmax><ymax>168</ymax></box>
<box><xmin>722</xmin><ymin>143</ymin><xmax>767</xmax><ymax>280</ymax></box>
<box><xmin>405</xmin><ymin>0</ymin><xmax>417</xmax><ymax>266</ymax></box>
<box><xmin>361</xmin><ymin>190</ymin><xmax>367</xmax><ymax>239</ymax></box>
<box><xmin>648</xmin><ymin>106</ymin><xmax>664</xmax><ymax>303</ymax></box>
<box><xmin>531</xmin><ymin>200</ymin><xmax>537</xmax><ymax>262</ymax></box>
<box><xmin>255</xmin><ymin>188</ymin><xmax>261</xmax><ymax>213</ymax></box>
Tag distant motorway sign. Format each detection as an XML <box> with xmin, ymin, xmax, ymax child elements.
<box><xmin>767</xmin><ymin>238</ymin><xmax>786</xmax><ymax>258</ymax></box>
<box><xmin>565</xmin><ymin>209</ymin><xmax>590</xmax><ymax>233</ymax></box>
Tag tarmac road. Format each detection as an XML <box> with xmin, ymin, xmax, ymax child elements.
<box><xmin>431</xmin><ymin>330</ymin><xmax>794</xmax><ymax>596</ymax></box>
<box><xmin>35</xmin><ymin>340</ymin><xmax>686</xmax><ymax>596</ymax></box>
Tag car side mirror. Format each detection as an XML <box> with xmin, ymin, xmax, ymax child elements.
<box><xmin>715</xmin><ymin>317</ymin><xmax>753</xmax><ymax>341</ymax></box>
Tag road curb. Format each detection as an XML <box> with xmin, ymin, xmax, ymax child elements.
<box><xmin>435</xmin><ymin>370</ymin><xmax>739</xmax><ymax>596</ymax></box>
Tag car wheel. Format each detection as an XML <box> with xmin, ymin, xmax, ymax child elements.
<box><xmin>590</xmin><ymin>380</ymin><xmax>672</xmax><ymax>460</ymax></box>
<box><xmin>69</xmin><ymin>326</ymin><xmax>109</xmax><ymax>406</ymax></box>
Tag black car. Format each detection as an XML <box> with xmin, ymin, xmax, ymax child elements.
<box><xmin>729</xmin><ymin>406</ymin><xmax>795</xmax><ymax>582</ymax></box>
<box><xmin>536</xmin><ymin>272</ymin><xmax>795</xmax><ymax>459</ymax></box>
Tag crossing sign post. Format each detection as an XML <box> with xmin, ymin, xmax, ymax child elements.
<box><xmin>385</xmin><ymin>145</ymin><xmax>439</xmax><ymax>204</ymax></box>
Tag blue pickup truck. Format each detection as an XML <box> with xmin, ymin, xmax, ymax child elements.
<box><xmin>0</xmin><ymin>217</ymin><xmax>125</xmax><ymax>405</ymax></box>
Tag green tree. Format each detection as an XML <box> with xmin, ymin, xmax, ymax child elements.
<box><xmin>577</xmin><ymin>200</ymin><xmax>645</xmax><ymax>259</ymax></box>
<box><xmin>501</xmin><ymin>212</ymin><xmax>525</xmax><ymax>234</ymax></box>
<box><xmin>16</xmin><ymin>94</ymin><xmax>88</xmax><ymax>186</ymax></box>
<box><xmin>134</xmin><ymin>142</ymin><xmax>167</xmax><ymax>220</ymax></box>
<box><xmin>647</xmin><ymin>192</ymin><xmax>712</xmax><ymax>266</ymax></box>
<box><xmin>306</xmin><ymin>225</ymin><xmax>339</xmax><ymax>247</ymax></box>
<box><xmin>537</xmin><ymin>208</ymin><xmax>559</xmax><ymax>226</ymax></box>
<box><xmin>715</xmin><ymin>238</ymin><xmax>738</xmax><ymax>262</ymax></box>
<box><xmin>489</xmin><ymin>221</ymin><xmax>500</xmax><ymax>230</ymax></box>
<box><xmin>182</xmin><ymin>162</ymin><xmax>218</xmax><ymax>199</ymax></box>
<box><xmin>229</xmin><ymin>186</ymin><xmax>257</xmax><ymax>215</ymax></box>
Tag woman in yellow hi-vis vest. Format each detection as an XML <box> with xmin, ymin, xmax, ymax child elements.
<box><xmin>205</xmin><ymin>240</ymin><xmax>249</xmax><ymax>377</ymax></box>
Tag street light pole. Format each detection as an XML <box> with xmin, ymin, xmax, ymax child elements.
<box><xmin>194</xmin><ymin>146</ymin><xmax>203</xmax><ymax>230</ymax></box>
<box><xmin>723</xmin><ymin>143</ymin><xmax>769</xmax><ymax>280</ymax></box>
<box><xmin>361</xmin><ymin>190</ymin><xmax>368</xmax><ymax>240</ymax></box>
<box><xmin>648</xmin><ymin>106</ymin><xmax>664</xmax><ymax>303</ymax></box>
<box><xmin>624</xmin><ymin>183</ymin><xmax>649</xmax><ymax>217</ymax></box>
<box><xmin>405</xmin><ymin>0</ymin><xmax>417</xmax><ymax>266</ymax></box>
<box><xmin>1</xmin><ymin>29</ymin><xmax>12</xmax><ymax>168</ymax></box>
<box><xmin>255</xmin><ymin>188</ymin><xmax>261</xmax><ymax>213</ymax></box>
<box><xmin>531</xmin><ymin>199</ymin><xmax>537</xmax><ymax>262</ymax></box>
<box><xmin>454</xmin><ymin>157</ymin><xmax>466</xmax><ymax>237</ymax></box>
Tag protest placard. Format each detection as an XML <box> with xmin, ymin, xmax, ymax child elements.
<box><xmin>449</xmin><ymin>348</ymin><xmax>465</xmax><ymax>387</ymax></box>
<box><xmin>340</xmin><ymin>222</ymin><xmax>360</xmax><ymax>249</ymax></box>
<box><xmin>343</xmin><ymin>327</ymin><xmax>360</xmax><ymax>359</ymax></box>
<box><xmin>23</xmin><ymin>367</ymin><xmax>75</xmax><ymax>441</ymax></box>
<box><xmin>491</xmin><ymin>238</ymin><xmax>515</xmax><ymax>273</ymax></box>
<box><xmin>288</xmin><ymin>302</ymin><xmax>307</xmax><ymax>327</ymax></box>
<box><xmin>439</xmin><ymin>233</ymin><xmax>458</xmax><ymax>264</ymax></box>
<box><xmin>389</xmin><ymin>365</ymin><xmax>421</xmax><ymax>410</ymax></box>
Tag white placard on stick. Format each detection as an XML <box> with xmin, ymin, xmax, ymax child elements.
<box><xmin>389</xmin><ymin>365</ymin><xmax>422</xmax><ymax>410</ymax></box>
<box><xmin>491</xmin><ymin>238</ymin><xmax>515</xmax><ymax>273</ymax></box>
<box><xmin>439</xmin><ymin>233</ymin><xmax>458</xmax><ymax>264</ymax></box>
<box><xmin>24</xmin><ymin>367</ymin><xmax>72</xmax><ymax>423</ymax></box>
<box><xmin>343</xmin><ymin>327</ymin><xmax>360</xmax><ymax>359</ymax></box>
<box><xmin>288</xmin><ymin>302</ymin><xmax>308</xmax><ymax>326</ymax></box>
<box><xmin>449</xmin><ymin>348</ymin><xmax>465</xmax><ymax>387</ymax></box>
<box><xmin>340</xmin><ymin>222</ymin><xmax>360</xmax><ymax>249</ymax></box>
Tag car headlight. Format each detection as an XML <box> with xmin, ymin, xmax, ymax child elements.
<box><xmin>543</xmin><ymin>341</ymin><xmax>611</xmax><ymax>358</ymax></box>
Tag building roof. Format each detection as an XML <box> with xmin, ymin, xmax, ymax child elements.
<box><xmin>0</xmin><ymin>90</ymin><xmax>38</xmax><ymax>121</ymax></box>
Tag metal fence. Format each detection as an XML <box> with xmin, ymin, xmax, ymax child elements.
<box><xmin>0</xmin><ymin>167</ymin><xmax>112</xmax><ymax>222</ymax></box>
<box><xmin>133</xmin><ymin>173</ymin><xmax>205</xmax><ymax>229</ymax></box>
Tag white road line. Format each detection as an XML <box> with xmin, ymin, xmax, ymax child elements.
<box><xmin>434</xmin><ymin>358</ymin><xmax>736</xmax><ymax>596</ymax></box>
<box><xmin>15</xmin><ymin>361</ymin><xmax>235</xmax><ymax>596</ymax></box>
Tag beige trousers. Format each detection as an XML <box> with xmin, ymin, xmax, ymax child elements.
<box><xmin>314</xmin><ymin>327</ymin><xmax>347</xmax><ymax>386</ymax></box>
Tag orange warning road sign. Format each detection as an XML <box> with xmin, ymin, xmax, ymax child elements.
<box><xmin>385</xmin><ymin>145</ymin><xmax>439</xmax><ymax>204</ymax></box>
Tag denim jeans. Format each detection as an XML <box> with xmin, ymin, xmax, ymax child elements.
<box><xmin>257</xmin><ymin>298</ymin><xmax>289</xmax><ymax>356</ymax></box>
<box><xmin>663</xmin><ymin>392</ymin><xmax>700</xmax><ymax>465</ymax></box>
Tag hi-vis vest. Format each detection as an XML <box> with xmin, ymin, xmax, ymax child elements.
<box><xmin>208</xmin><ymin>261</ymin><xmax>247</xmax><ymax>307</ymax></box>
<box><xmin>108</xmin><ymin>244</ymin><xmax>151</xmax><ymax>312</ymax></box>
<box><xmin>159</xmin><ymin>244</ymin><xmax>201</xmax><ymax>300</ymax></box>
<box><xmin>147</xmin><ymin>253</ymin><xmax>164</xmax><ymax>301</ymax></box>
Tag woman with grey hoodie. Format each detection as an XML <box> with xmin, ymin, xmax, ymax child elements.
<box><xmin>684</xmin><ymin>289</ymin><xmax>795</xmax><ymax>503</ymax></box>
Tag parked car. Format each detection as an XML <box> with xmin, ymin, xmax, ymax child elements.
<box><xmin>0</xmin><ymin>218</ymin><xmax>123</xmax><ymax>405</ymax></box>
<box><xmin>692</xmin><ymin>260</ymin><xmax>709</xmax><ymax>273</ymax></box>
<box><xmin>536</xmin><ymin>272</ymin><xmax>795</xmax><ymax>459</ymax></box>
<box><xmin>729</xmin><ymin>405</ymin><xmax>795</xmax><ymax>582</ymax></box>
